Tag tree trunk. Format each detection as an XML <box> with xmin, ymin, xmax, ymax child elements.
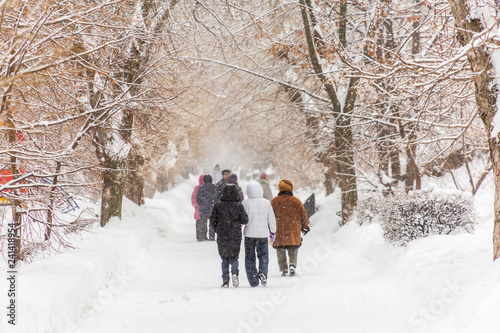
<box><xmin>100</xmin><ymin>158</ymin><xmax>126</xmax><ymax>226</ymax></box>
<box><xmin>299</xmin><ymin>0</ymin><xmax>358</xmax><ymax>222</ymax></box>
<box><xmin>6</xmin><ymin>119</ymin><xmax>23</xmax><ymax>263</ymax></box>
<box><xmin>377</xmin><ymin>124</ymin><xmax>393</xmax><ymax>192</ymax></box>
<box><xmin>323</xmin><ymin>155</ymin><xmax>337</xmax><ymax>195</ymax></box>
<box><xmin>97</xmin><ymin>0</ymin><xmax>177</xmax><ymax>226</ymax></box>
<box><xmin>287</xmin><ymin>87</ymin><xmax>337</xmax><ymax>194</ymax></box>
<box><xmin>45</xmin><ymin>161</ymin><xmax>62</xmax><ymax>241</ymax></box>
<box><xmin>335</xmin><ymin>76</ymin><xmax>358</xmax><ymax>222</ymax></box>
<box><xmin>335</xmin><ymin>116</ymin><xmax>357</xmax><ymax>221</ymax></box>
<box><xmin>375</xmin><ymin>99</ymin><xmax>402</xmax><ymax>192</ymax></box>
<box><xmin>491</xmin><ymin>142</ymin><xmax>500</xmax><ymax>260</ymax></box>
<box><xmin>373</xmin><ymin>2</ymin><xmax>401</xmax><ymax>193</ymax></box>
<box><xmin>411</xmin><ymin>1</ymin><xmax>421</xmax><ymax>55</ymax></box>
<box><xmin>447</xmin><ymin>0</ymin><xmax>500</xmax><ymax>259</ymax></box>
<box><xmin>124</xmin><ymin>148</ymin><xmax>145</xmax><ymax>206</ymax></box>
<box><xmin>390</xmin><ymin>147</ymin><xmax>401</xmax><ymax>183</ymax></box>
<box><xmin>2</xmin><ymin>76</ymin><xmax>23</xmax><ymax>262</ymax></box>
<box><xmin>403</xmin><ymin>129</ymin><xmax>421</xmax><ymax>192</ymax></box>
<box><xmin>8</xmin><ymin>135</ymin><xmax>23</xmax><ymax>263</ymax></box>
<box><xmin>406</xmin><ymin>0</ymin><xmax>422</xmax><ymax>192</ymax></box>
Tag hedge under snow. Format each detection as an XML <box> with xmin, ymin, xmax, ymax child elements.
<box><xmin>357</xmin><ymin>189</ymin><xmax>476</xmax><ymax>246</ymax></box>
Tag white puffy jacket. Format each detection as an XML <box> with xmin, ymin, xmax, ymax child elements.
<box><xmin>242</xmin><ymin>181</ymin><xmax>277</xmax><ymax>238</ymax></box>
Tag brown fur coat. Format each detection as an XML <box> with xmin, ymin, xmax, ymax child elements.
<box><xmin>271</xmin><ymin>192</ymin><xmax>309</xmax><ymax>248</ymax></box>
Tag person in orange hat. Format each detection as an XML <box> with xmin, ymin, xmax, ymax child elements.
<box><xmin>271</xmin><ymin>179</ymin><xmax>310</xmax><ymax>277</ymax></box>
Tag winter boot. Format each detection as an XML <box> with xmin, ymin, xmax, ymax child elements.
<box><xmin>258</xmin><ymin>273</ymin><xmax>267</xmax><ymax>287</ymax></box>
<box><xmin>221</xmin><ymin>278</ymin><xmax>229</xmax><ymax>288</ymax></box>
<box><xmin>231</xmin><ymin>270</ymin><xmax>239</xmax><ymax>288</ymax></box>
<box><xmin>281</xmin><ymin>271</ymin><xmax>287</xmax><ymax>277</ymax></box>
<box><xmin>289</xmin><ymin>265</ymin><xmax>296</xmax><ymax>277</ymax></box>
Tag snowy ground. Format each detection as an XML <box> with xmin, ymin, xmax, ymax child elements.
<box><xmin>1</xmin><ymin>173</ymin><xmax>500</xmax><ymax>333</ymax></box>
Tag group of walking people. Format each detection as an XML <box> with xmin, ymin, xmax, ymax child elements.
<box><xmin>191</xmin><ymin>165</ymin><xmax>310</xmax><ymax>288</ymax></box>
<box><xmin>191</xmin><ymin>166</ymin><xmax>243</xmax><ymax>241</ymax></box>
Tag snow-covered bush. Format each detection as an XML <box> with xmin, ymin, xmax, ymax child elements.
<box><xmin>378</xmin><ymin>190</ymin><xmax>476</xmax><ymax>246</ymax></box>
<box><xmin>355</xmin><ymin>195</ymin><xmax>383</xmax><ymax>225</ymax></box>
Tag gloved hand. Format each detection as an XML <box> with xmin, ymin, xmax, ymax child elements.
<box><xmin>269</xmin><ymin>232</ymin><xmax>276</xmax><ymax>243</ymax></box>
<box><xmin>301</xmin><ymin>226</ymin><xmax>310</xmax><ymax>235</ymax></box>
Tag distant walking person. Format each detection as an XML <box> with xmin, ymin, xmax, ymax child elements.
<box><xmin>211</xmin><ymin>164</ymin><xmax>223</xmax><ymax>184</ymax></box>
<box><xmin>196</xmin><ymin>175</ymin><xmax>219</xmax><ymax>241</ymax></box>
<box><xmin>271</xmin><ymin>179</ymin><xmax>310</xmax><ymax>277</ymax></box>
<box><xmin>256</xmin><ymin>172</ymin><xmax>273</xmax><ymax>201</ymax></box>
<box><xmin>216</xmin><ymin>169</ymin><xmax>231</xmax><ymax>201</ymax></box>
<box><xmin>191</xmin><ymin>174</ymin><xmax>205</xmax><ymax>241</ymax></box>
<box><xmin>210</xmin><ymin>185</ymin><xmax>249</xmax><ymax>288</ymax></box>
<box><xmin>227</xmin><ymin>173</ymin><xmax>244</xmax><ymax>202</ymax></box>
<box><xmin>242</xmin><ymin>181</ymin><xmax>276</xmax><ymax>287</ymax></box>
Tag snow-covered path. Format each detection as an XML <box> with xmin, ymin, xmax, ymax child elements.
<box><xmin>5</xmin><ymin>175</ymin><xmax>499</xmax><ymax>333</ymax></box>
<box><xmin>75</xmin><ymin>187</ymin><xmax>412</xmax><ymax>333</ymax></box>
<box><xmin>76</xmin><ymin>235</ymin><xmax>410</xmax><ymax>333</ymax></box>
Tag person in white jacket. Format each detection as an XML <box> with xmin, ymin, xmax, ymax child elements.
<box><xmin>242</xmin><ymin>181</ymin><xmax>277</xmax><ymax>287</ymax></box>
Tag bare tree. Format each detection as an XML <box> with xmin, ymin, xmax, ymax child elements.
<box><xmin>445</xmin><ymin>0</ymin><xmax>500</xmax><ymax>259</ymax></box>
<box><xmin>0</xmin><ymin>0</ymin><xmax>121</xmax><ymax>261</ymax></box>
<box><xmin>70</xmin><ymin>0</ymin><xmax>179</xmax><ymax>226</ymax></box>
<box><xmin>296</xmin><ymin>0</ymin><xmax>359</xmax><ymax>221</ymax></box>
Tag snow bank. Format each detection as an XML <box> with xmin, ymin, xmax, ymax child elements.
<box><xmin>0</xmin><ymin>184</ymin><xmax>186</xmax><ymax>333</ymax></box>
<box><xmin>316</xmin><ymin>180</ymin><xmax>500</xmax><ymax>333</ymax></box>
<box><xmin>5</xmin><ymin>198</ymin><xmax>162</xmax><ymax>333</ymax></box>
<box><xmin>4</xmin><ymin>179</ymin><xmax>197</xmax><ymax>333</ymax></box>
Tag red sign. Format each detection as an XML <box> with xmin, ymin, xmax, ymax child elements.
<box><xmin>0</xmin><ymin>170</ymin><xmax>27</xmax><ymax>193</ymax></box>
<box><xmin>0</xmin><ymin>169</ymin><xmax>13</xmax><ymax>184</ymax></box>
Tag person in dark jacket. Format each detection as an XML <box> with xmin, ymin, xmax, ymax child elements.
<box><xmin>196</xmin><ymin>175</ymin><xmax>219</xmax><ymax>241</ymax></box>
<box><xmin>210</xmin><ymin>185</ymin><xmax>249</xmax><ymax>288</ymax></box>
<box><xmin>227</xmin><ymin>173</ymin><xmax>243</xmax><ymax>202</ymax></box>
<box><xmin>216</xmin><ymin>169</ymin><xmax>231</xmax><ymax>201</ymax></box>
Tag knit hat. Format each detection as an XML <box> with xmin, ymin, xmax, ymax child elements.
<box><xmin>278</xmin><ymin>179</ymin><xmax>293</xmax><ymax>192</ymax></box>
<box><xmin>259</xmin><ymin>172</ymin><xmax>268</xmax><ymax>180</ymax></box>
<box><xmin>227</xmin><ymin>173</ymin><xmax>238</xmax><ymax>185</ymax></box>
<box><xmin>221</xmin><ymin>169</ymin><xmax>231</xmax><ymax>175</ymax></box>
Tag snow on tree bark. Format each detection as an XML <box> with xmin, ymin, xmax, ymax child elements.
<box><xmin>97</xmin><ymin>0</ymin><xmax>178</xmax><ymax>226</ymax></box>
<box><xmin>447</xmin><ymin>0</ymin><xmax>500</xmax><ymax>260</ymax></box>
<box><xmin>299</xmin><ymin>0</ymin><xmax>358</xmax><ymax>222</ymax></box>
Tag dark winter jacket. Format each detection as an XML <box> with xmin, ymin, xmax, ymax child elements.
<box><xmin>210</xmin><ymin>185</ymin><xmax>249</xmax><ymax>258</ymax></box>
<box><xmin>227</xmin><ymin>174</ymin><xmax>244</xmax><ymax>202</ymax></box>
<box><xmin>196</xmin><ymin>175</ymin><xmax>220</xmax><ymax>217</ymax></box>
<box><xmin>216</xmin><ymin>178</ymin><xmax>227</xmax><ymax>202</ymax></box>
<box><xmin>271</xmin><ymin>191</ymin><xmax>309</xmax><ymax>248</ymax></box>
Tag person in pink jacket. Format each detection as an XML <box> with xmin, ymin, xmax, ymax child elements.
<box><xmin>191</xmin><ymin>174</ymin><xmax>205</xmax><ymax>241</ymax></box>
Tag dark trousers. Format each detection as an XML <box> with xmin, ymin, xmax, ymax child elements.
<box><xmin>221</xmin><ymin>256</ymin><xmax>239</xmax><ymax>280</ymax></box>
<box><xmin>244</xmin><ymin>237</ymin><xmax>269</xmax><ymax>287</ymax></box>
<box><xmin>196</xmin><ymin>216</ymin><xmax>215</xmax><ymax>241</ymax></box>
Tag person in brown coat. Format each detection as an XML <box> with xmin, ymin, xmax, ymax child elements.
<box><xmin>271</xmin><ymin>179</ymin><xmax>310</xmax><ymax>277</ymax></box>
